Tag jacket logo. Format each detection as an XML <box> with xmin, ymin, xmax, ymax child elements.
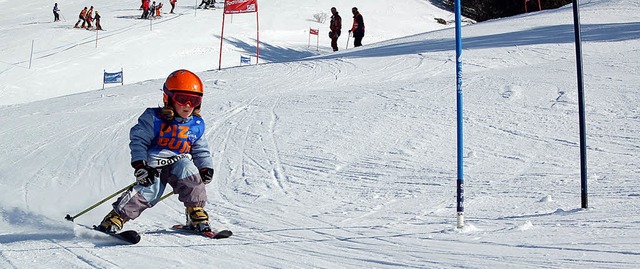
<box><xmin>157</xmin><ymin>124</ymin><xmax>191</xmax><ymax>152</ymax></box>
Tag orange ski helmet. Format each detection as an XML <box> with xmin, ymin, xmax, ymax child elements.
<box><xmin>163</xmin><ymin>69</ymin><xmax>204</xmax><ymax>106</ymax></box>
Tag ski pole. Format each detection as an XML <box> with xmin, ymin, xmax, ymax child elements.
<box><xmin>65</xmin><ymin>184</ymin><xmax>176</xmax><ymax>222</ymax></box>
<box><xmin>64</xmin><ymin>155</ymin><xmax>193</xmax><ymax>221</ymax></box>
<box><xmin>158</xmin><ymin>192</ymin><xmax>174</xmax><ymax>203</ymax></box>
<box><xmin>65</xmin><ymin>182</ymin><xmax>136</xmax><ymax>222</ymax></box>
<box><xmin>345</xmin><ymin>32</ymin><xmax>351</xmax><ymax>49</ymax></box>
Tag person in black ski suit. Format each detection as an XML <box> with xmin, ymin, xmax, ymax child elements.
<box><xmin>53</xmin><ymin>3</ymin><xmax>60</xmax><ymax>22</ymax></box>
<box><xmin>329</xmin><ymin>7</ymin><xmax>342</xmax><ymax>52</ymax></box>
<box><xmin>348</xmin><ymin>7</ymin><xmax>365</xmax><ymax>48</ymax></box>
<box><xmin>94</xmin><ymin>11</ymin><xmax>103</xmax><ymax>30</ymax></box>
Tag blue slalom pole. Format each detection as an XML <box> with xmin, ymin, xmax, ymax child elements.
<box><xmin>572</xmin><ymin>0</ymin><xmax>588</xmax><ymax>209</ymax></box>
<box><xmin>454</xmin><ymin>0</ymin><xmax>464</xmax><ymax>228</ymax></box>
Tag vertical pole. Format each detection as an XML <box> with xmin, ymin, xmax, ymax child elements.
<box><xmin>308</xmin><ymin>31</ymin><xmax>311</xmax><ymax>48</ymax></box>
<box><xmin>121</xmin><ymin>67</ymin><xmax>124</xmax><ymax>85</ymax></box>
<box><xmin>95</xmin><ymin>29</ymin><xmax>98</xmax><ymax>48</ymax></box>
<box><xmin>572</xmin><ymin>0</ymin><xmax>588</xmax><ymax>209</ymax></box>
<box><xmin>103</xmin><ymin>69</ymin><xmax>105</xmax><ymax>90</ymax></box>
<box><xmin>454</xmin><ymin>0</ymin><xmax>465</xmax><ymax>228</ymax></box>
<box><xmin>29</xmin><ymin>40</ymin><xmax>34</xmax><ymax>69</ymax></box>
<box><xmin>316</xmin><ymin>32</ymin><xmax>319</xmax><ymax>51</ymax></box>
<box><xmin>255</xmin><ymin>8</ymin><xmax>260</xmax><ymax>64</ymax></box>
<box><xmin>218</xmin><ymin>12</ymin><xmax>226</xmax><ymax>70</ymax></box>
<box><xmin>524</xmin><ymin>0</ymin><xmax>528</xmax><ymax>13</ymax></box>
<box><xmin>345</xmin><ymin>32</ymin><xmax>350</xmax><ymax>49</ymax></box>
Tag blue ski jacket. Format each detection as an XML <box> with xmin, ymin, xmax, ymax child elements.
<box><xmin>129</xmin><ymin>107</ymin><xmax>214</xmax><ymax>169</ymax></box>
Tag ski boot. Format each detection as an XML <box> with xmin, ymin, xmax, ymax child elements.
<box><xmin>96</xmin><ymin>210</ymin><xmax>126</xmax><ymax>233</ymax></box>
<box><xmin>186</xmin><ymin>207</ymin><xmax>211</xmax><ymax>232</ymax></box>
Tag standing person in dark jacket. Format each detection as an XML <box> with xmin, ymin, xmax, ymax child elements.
<box><xmin>150</xmin><ymin>1</ymin><xmax>157</xmax><ymax>19</ymax></box>
<box><xmin>94</xmin><ymin>11</ymin><xmax>103</xmax><ymax>30</ymax></box>
<box><xmin>53</xmin><ymin>3</ymin><xmax>60</xmax><ymax>22</ymax></box>
<box><xmin>329</xmin><ymin>7</ymin><xmax>342</xmax><ymax>52</ymax></box>
<box><xmin>348</xmin><ymin>7</ymin><xmax>365</xmax><ymax>47</ymax></box>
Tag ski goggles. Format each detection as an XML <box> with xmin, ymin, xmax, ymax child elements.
<box><xmin>170</xmin><ymin>91</ymin><xmax>202</xmax><ymax>107</ymax></box>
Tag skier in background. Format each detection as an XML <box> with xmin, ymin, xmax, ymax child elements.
<box><xmin>198</xmin><ymin>0</ymin><xmax>207</xmax><ymax>9</ymax></box>
<box><xmin>329</xmin><ymin>7</ymin><xmax>342</xmax><ymax>52</ymax></box>
<box><xmin>198</xmin><ymin>0</ymin><xmax>215</xmax><ymax>9</ymax></box>
<box><xmin>141</xmin><ymin>0</ymin><xmax>150</xmax><ymax>19</ymax></box>
<box><xmin>170</xmin><ymin>0</ymin><xmax>177</xmax><ymax>14</ymax></box>
<box><xmin>155</xmin><ymin>2</ymin><xmax>163</xmax><ymax>17</ymax></box>
<box><xmin>73</xmin><ymin>7</ymin><xmax>87</xmax><ymax>28</ymax></box>
<box><xmin>348</xmin><ymin>7</ymin><xmax>365</xmax><ymax>47</ymax></box>
<box><xmin>94</xmin><ymin>11</ymin><xmax>103</xmax><ymax>30</ymax></box>
<box><xmin>82</xmin><ymin>6</ymin><xmax>94</xmax><ymax>29</ymax></box>
<box><xmin>85</xmin><ymin>7</ymin><xmax>93</xmax><ymax>29</ymax></box>
<box><xmin>53</xmin><ymin>3</ymin><xmax>60</xmax><ymax>22</ymax></box>
<box><xmin>150</xmin><ymin>1</ymin><xmax>157</xmax><ymax>19</ymax></box>
<box><xmin>96</xmin><ymin>69</ymin><xmax>216</xmax><ymax>234</ymax></box>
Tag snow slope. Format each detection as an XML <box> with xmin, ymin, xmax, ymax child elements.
<box><xmin>0</xmin><ymin>0</ymin><xmax>454</xmax><ymax>105</ymax></box>
<box><xmin>1</xmin><ymin>0</ymin><xmax>640</xmax><ymax>268</ymax></box>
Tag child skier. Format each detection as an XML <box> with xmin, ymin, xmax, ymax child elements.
<box><xmin>94</xmin><ymin>11</ymin><xmax>103</xmax><ymax>30</ymax></box>
<box><xmin>156</xmin><ymin>2</ymin><xmax>163</xmax><ymax>17</ymax></box>
<box><xmin>96</xmin><ymin>69</ymin><xmax>216</xmax><ymax>233</ymax></box>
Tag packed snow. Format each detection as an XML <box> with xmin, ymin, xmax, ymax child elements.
<box><xmin>0</xmin><ymin>0</ymin><xmax>639</xmax><ymax>268</ymax></box>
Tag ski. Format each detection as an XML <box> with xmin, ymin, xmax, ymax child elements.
<box><xmin>171</xmin><ymin>224</ymin><xmax>233</xmax><ymax>239</ymax></box>
<box><xmin>93</xmin><ymin>226</ymin><xmax>141</xmax><ymax>244</ymax></box>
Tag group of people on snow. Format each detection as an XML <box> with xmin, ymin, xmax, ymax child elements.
<box><xmin>141</xmin><ymin>0</ymin><xmax>165</xmax><ymax>19</ymax></box>
<box><xmin>58</xmin><ymin>0</ymin><xmax>179</xmax><ymax>31</ymax></box>
<box><xmin>328</xmin><ymin>6</ymin><xmax>365</xmax><ymax>51</ymax></box>
<box><xmin>72</xmin><ymin>5</ymin><xmax>103</xmax><ymax>30</ymax></box>
<box><xmin>57</xmin><ymin>2</ymin><xmax>366</xmax><ymax>51</ymax></box>
<box><xmin>198</xmin><ymin>0</ymin><xmax>217</xmax><ymax>9</ymax></box>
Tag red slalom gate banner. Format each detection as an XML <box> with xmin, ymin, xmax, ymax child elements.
<box><xmin>308</xmin><ymin>28</ymin><xmax>319</xmax><ymax>51</ymax></box>
<box><xmin>219</xmin><ymin>0</ymin><xmax>260</xmax><ymax>69</ymax></box>
<box><xmin>224</xmin><ymin>0</ymin><xmax>257</xmax><ymax>14</ymax></box>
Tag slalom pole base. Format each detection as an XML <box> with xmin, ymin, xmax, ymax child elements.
<box><xmin>456</xmin><ymin>212</ymin><xmax>464</xmax><ymax>228</ymax></box>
